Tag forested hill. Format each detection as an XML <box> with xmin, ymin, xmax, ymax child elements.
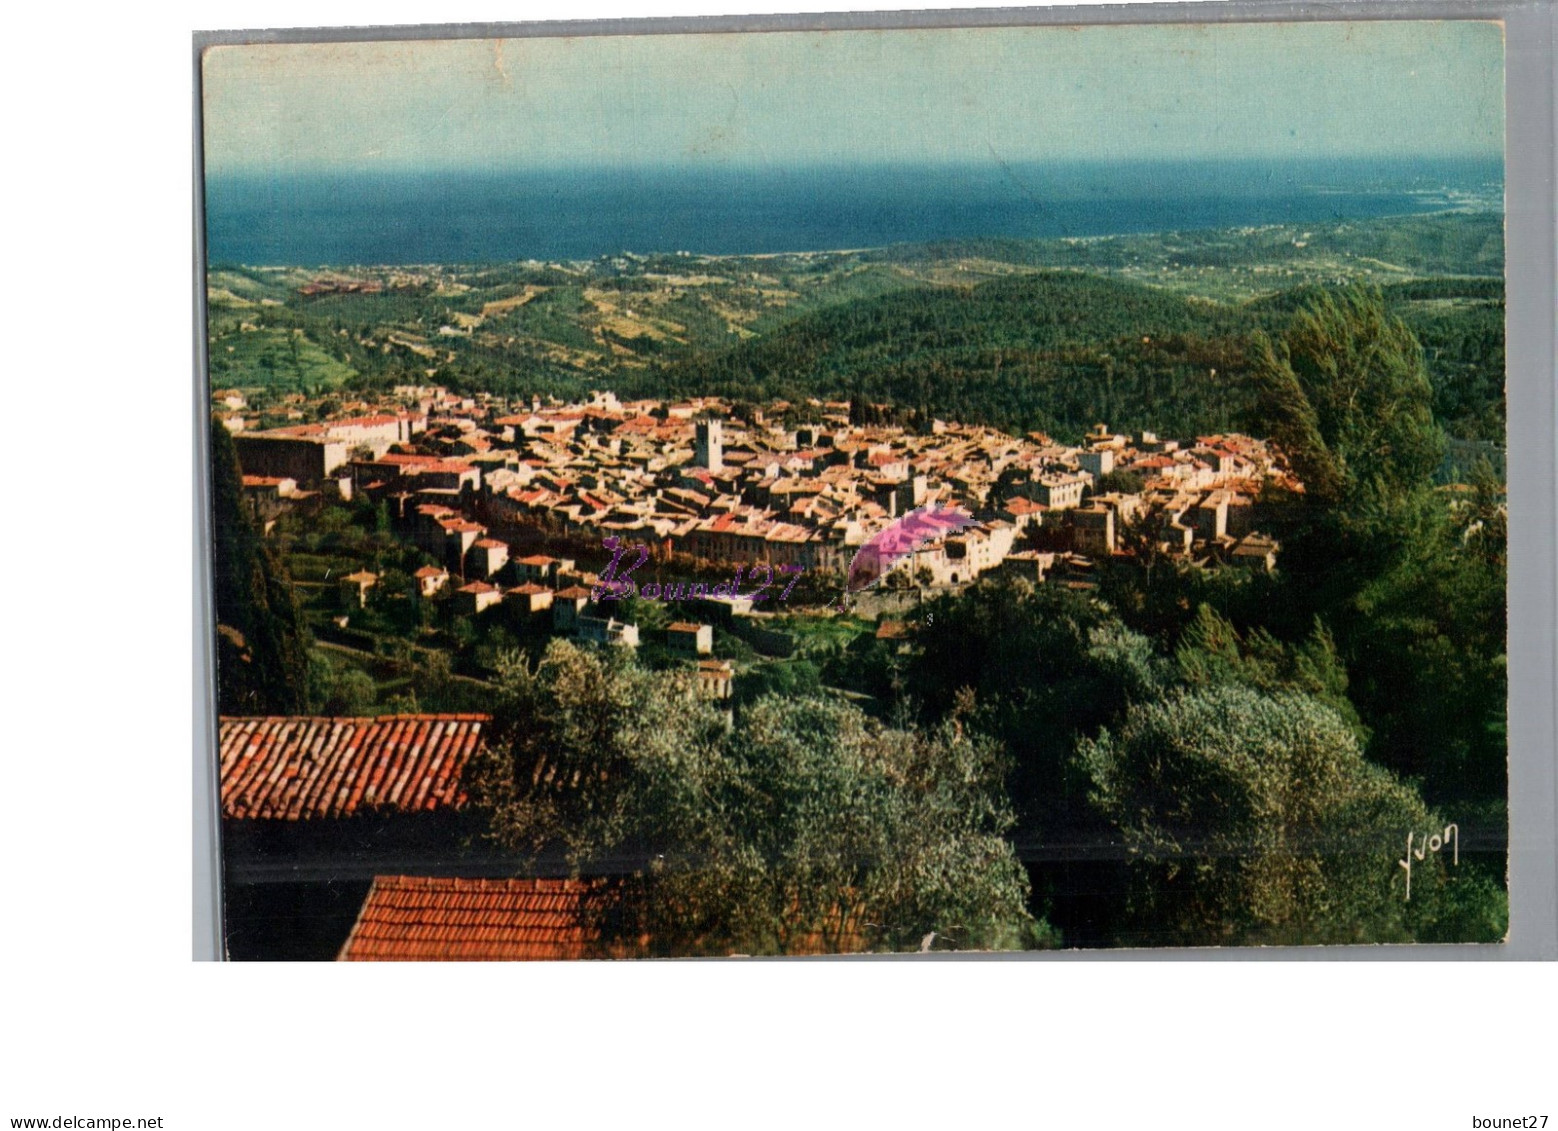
<box><xmin>653</xmin><ymin>269</ymin><xmax>1504</xmax><ymax>443</ymax></box>
<box><xmin>656</xmin><ymin>272</ymin><xmax>1274</xmax><ymax>441</ymax></box>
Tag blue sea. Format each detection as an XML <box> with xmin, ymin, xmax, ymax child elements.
<box><xmin>204</xmin><ymin>157</ymin><xmax>1502</xmax><ymax>267</ymax></box>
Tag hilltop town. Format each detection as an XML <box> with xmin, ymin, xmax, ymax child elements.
<box><xmin>224</xmin><ymin>383</ymin><xmax>1298</xmax><ymax>666</ymax></box>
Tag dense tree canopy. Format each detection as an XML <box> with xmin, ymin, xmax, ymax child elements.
<box><xmin>908</xmin><ymin>577</ymin><xmax>1168</xmax><ymax>831</ymax></box>
<box><xmin>469</xmin><ymin>640</ymin><xmax>1048</xmax><ymax>955</ymax></box>
<box><xmin>1079</xmin><ymin>685</ymin><xmax>1505</xmax><ymax>947</ymax></box>
<box><xmin>1248</xmin><ymin>288</ymin><xmax>1505</xmax><ymax>808</ymax></box>
<box><xmin>1173</xmin><ymin>604</ymin><xmax>1366</xmax><ymax>745</ymax></box>
<box><xmin>660</xmin><ymin>273</ymin><xmax>1259</xmax><ymax>440</ymax></box>
<box><xmin>1251</xmin><ymin>285</ymin><xmax>1443</xmax><ymax>505</ymax></box>
<box><xmin>209</xmin><ymin>418</ymin><xmax>311</xmax><ymax>714</ymax></box>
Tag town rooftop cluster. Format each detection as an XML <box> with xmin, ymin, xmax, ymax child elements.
<box><xmin>225</xmin><ymin>385</ymin><xmax>1297</xmax><ymax>599</ymax></box>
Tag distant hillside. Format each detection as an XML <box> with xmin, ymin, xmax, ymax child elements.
<box><xmin>657</xmin><ymin>272</ymin><xmax>1270</xmax><ymax>441</ymax></box>
<box><xmin>656</xmin><ymin>269</ymin><xmax>1504</xmax><ymax>443</ymax></box>
<box><xmin>862</xmin><ymin>211</ymin><xmax>1504</xmax><ymax>296</ymax></box>
<box><xmin>205</xmin><ymin>211</ymin><xmax>1504</xmax><ymax>443</ymax></box>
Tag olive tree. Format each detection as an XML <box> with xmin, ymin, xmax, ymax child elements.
<box><xmin>1078</xmin><ymin>684</ymin><xmax>1504</xmax><ymax>947</ymax></box>
<box><xmin>469</xmin><ymin>639</ymin><xmax>1049</xmax><ymax>955</ymax></box>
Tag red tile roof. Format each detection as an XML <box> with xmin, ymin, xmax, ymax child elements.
<box><xmin>374</xmin><ymin>453</ymin><xmax>467</xmax><ymax>468</ymax></box>
<box><xmin>338</xmin><ymin>873</ymin><xmax>868</xmax><ymax>960</ymax></box>
<box><xmin>218</xmin><ymin>715</ymin><xmax>487</xmax><ymax>820</ymax></box>
<box><xmin>1002</xmin><ymin>496</ymin><xmax>1047</xmax><ymax>514</ymax></box>
<box><xmin>338</xmin><ymin>876</ymin><xmax>636</xmax><ymax>961</ymax></box>
<box><xmin>265</xmin><ymin>423</ymin><xmax>329</xmax><ymax>437</ymax></box>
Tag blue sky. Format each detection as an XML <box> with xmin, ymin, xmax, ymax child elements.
<box><xmin>202</xmin><ymin>20</ymin><xmax>1504</xmax><ymax>175</ymax></box>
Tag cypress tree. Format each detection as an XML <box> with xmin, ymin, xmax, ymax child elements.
<box><xmin>209</xmin><ymin>418</ymin><xmax>311</xmax><ymax>714</ymax></box>
<box><xmin>1249</xmin><ymin>329</ymin><xmax>1345</xmax><ymax>505</ymax></box>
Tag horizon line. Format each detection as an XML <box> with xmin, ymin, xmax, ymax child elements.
<box><xmin>205</xmin><ymin>152</ymin><xmax>1506</xmax><ymax>179</ymax></box>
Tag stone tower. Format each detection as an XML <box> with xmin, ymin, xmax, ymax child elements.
<box><xmin>695</xmin><ymin>419</ymin><xmax>724</xmax><ymax>471</ymax></box>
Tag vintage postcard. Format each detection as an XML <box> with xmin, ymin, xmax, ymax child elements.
<box><xmin>200</xmin><ymin>16</ymin><xmax>1508</xmax><ymax>958</ymax></box>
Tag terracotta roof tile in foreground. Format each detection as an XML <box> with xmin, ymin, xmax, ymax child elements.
<box><xmin>338</xmin><ymin>876</ymin><xmax>640</xmax><ymax>961</ymax></box>
<box><xmin>218</xmin><ymin>714</ymin><xmax>489</xmax><ymax>820</ymax></box>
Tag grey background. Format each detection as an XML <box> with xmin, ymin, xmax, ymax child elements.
<box><xmin>191</xmin><ymin>0</ymin><xmax>1556</xmax><ymax>961</ymax></box>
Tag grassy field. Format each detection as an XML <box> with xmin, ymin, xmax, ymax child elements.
<box><xmin>768</xmin><ymin>613</ymin><xmax>874</xmax><ymax>654</ymax></box>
